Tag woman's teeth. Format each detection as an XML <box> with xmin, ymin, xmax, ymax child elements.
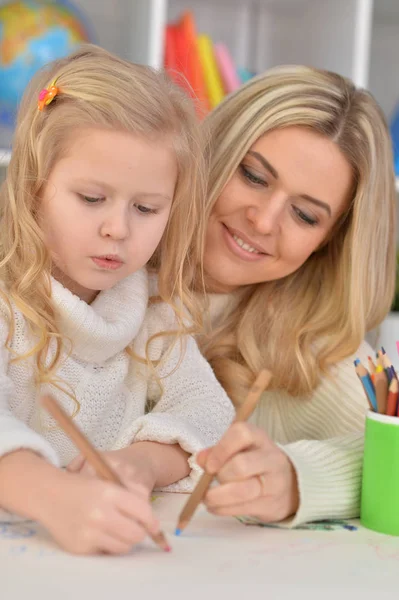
<box><xmin>232</xmin><ymin>234</ymin><xmax>262</xmax><ymax>254</ymax></box>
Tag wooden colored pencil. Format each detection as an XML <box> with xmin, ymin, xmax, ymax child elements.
<box><xmin>387</xmin><ymin>377</ymin><xmax>399</xmax><ymax>416</ymax></box>
<box><xmin>41</xmin><ymin>395</ymin><xmax>170</xmax><ymax>552</ymax></box>
<box><xmin>354</xmin><ymin>359</ymin><xmax>377</xmax><ymax>412</ymax></box>
<box><xmin>374</xmin><ymin>365</ymin><xmax>388</xmax><ymax>414</ymax></box>
<box><xmin>382</xmin><ymin>352</ymin><xmax>397</xmax><ymax>381</ymax></box>
<box><xmin>175</xmin><ymin>369</ymin><xmax>272</xmax><ymax>535</ymax></box>
<box><xmin>375</xmin><ymin>353</ymin><xmax>384</xmax><ymax>369</ymax></box>
<box><xmin>367</xmin><ymin>356</ymin><xmax>376</xmax><ymax>376</ymax></box>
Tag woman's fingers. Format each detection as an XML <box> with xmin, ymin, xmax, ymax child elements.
<box><xmin>201</xmin><ymin>429</ymin><xmax>300</xmax><ymax>523</ymax></box>
<box><xmin>196</xmin><ymin>447</ymin><xmax>212</xmax><ymax>469</ymax></box>
<box><xmin>216</xmin><ymin>448</ymin><xmax>271</xmax><ymax>483</ymax></box>
<box><xmin>205</xmin><ymin>475</ymin><xmax>291</xmax><ymax>522</ymax></box>
<box><xmin>205</xmin><ymin>477</ymin><xmax>264</xmax><ymax>509</ymax></box>
<box><xmin>204</xmin><ymin>423</ymin><xmax>270</xmax><ymax>474</ymax></box>
<box><xmin>66</xmin><ymin>454</ymin><xmax>86</xmax><ymax>473</ymax></box>
<box><xmin>207</xmin><ymin>494</ymin><xmax>284</xmax><ymax>522</ymax></box>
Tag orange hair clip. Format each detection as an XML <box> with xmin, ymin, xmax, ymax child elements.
<box><xmin>38</xmin><ymin>79</ymin><xmax>59</xmax><ymax>111</ymax></box>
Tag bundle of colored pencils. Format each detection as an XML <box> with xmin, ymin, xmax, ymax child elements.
<box><xmin>354</xmin><ymin>347</ymin><xmax>398</xmax><ymax>416</ymax></box>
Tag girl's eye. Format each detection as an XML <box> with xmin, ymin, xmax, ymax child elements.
<box><xmin>135</xmin><ymin>204</ymin><xmax>157</xmax><ymax>215</ymax></box>
<box><xmin>81</xmin><ymin>195</ymin><xmax>103</xmax><ymax>204</ymax></box>
<box><xmin>239</xmin><ymin>165</ymin><xmax>268</xmax><ymax>187</ymax></box>
<box><xmin>292</xmin><ymin>205</ymin><xmax>318</xmax><ymax>226</ymax></box>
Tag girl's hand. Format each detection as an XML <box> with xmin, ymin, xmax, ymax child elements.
<box><xmin>68</xmin><ymin>442</ymin><xmax>191</xmax><ymax>491</ymax></box>
<box><xmin>41</xmin><ymin>470</ymin><xmax>160</xmax><ymax>555</ymax></box>
<box><xmin>196</xmin><ymin>422</ymin><xmax>299</xmax><ymax>523</ymax></box>
<box><xmin>67</xmin><ymin>448</ymin><xmax>156</xmax><ymax>492</ymax></box>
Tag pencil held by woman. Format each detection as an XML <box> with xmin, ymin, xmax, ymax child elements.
<box><xmin>175</xmin><ymin>369</ymin><xmax>272</xmax><ymax>535</ymax></box>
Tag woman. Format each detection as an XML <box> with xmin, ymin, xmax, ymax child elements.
<box><xmin>195</xmin><ymin>65</ymin><xmax>396</xmax><ymax>526</ymax></box>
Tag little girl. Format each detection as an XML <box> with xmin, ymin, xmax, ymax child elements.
<box><xmin>0</xmin><ymin>45</ymin><xmax>234</xmax><ymax>555</ymax></box>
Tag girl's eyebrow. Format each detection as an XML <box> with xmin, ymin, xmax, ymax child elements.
<box><xmin>73</xmin><ymin>178</ymin><xmax>114</xmax><ymax>194</ymax></box>
<box><xmin>73</xmin><ymin>179</ymin><xmax>171</xmax><ymax>202</ymax></box>
<box><xmin>135</xmin><ymin>191</ymin><xmax>172</xmax><ymax>202</ymax></box>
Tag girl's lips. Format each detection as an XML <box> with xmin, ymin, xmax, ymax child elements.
<box><xmin>91</xmin><ymin>256</ymin><xmax>123</xmax><ymax>270</ymax></box>
<box><xmin>221</xmin><ymin>224</ymin><xmax>269</xmax><ymax>262</ymax></box>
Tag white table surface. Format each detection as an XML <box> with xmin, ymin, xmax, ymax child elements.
<box><xmin>2</xmin><ymin>492</ymin><xmax>399</xmax><ymax>600</ymax></box>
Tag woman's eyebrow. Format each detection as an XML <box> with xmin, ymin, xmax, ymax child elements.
<box><xmin>247</xmin><ymin>150</ymin><xmax>278</xmax><ymax>178</ymax></box>
<box><xmin>300</xmin><ymin>194</ymin><xmax>332</xmax><ymax>217</ymax></box>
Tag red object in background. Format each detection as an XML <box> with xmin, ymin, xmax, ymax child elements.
<box><xmin>164</xmin><ymin>12</ymin><xmax>210</xmax><ymax>116</ymax></box>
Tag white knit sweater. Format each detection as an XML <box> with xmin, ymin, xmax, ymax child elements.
<box><xmin>207</xmin><ymin>294</ymin><xmax>370</xmax><ymax>527</ymax></box>
<box><xmin>0</xmin><ymin>269</ymin><xmax>234</xmax><ymax>520</ymax></box>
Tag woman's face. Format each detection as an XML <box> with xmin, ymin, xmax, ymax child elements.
<box><xmin>204</xmin><ymin>126</ymin><xmax>353</xmax><ymax>293</ymax></box>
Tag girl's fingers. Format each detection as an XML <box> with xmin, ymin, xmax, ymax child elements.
<box><xmin>113</xmin><ymin>487</ymin><xmax>160</xmax><ymax>536</ymax></box>
<box><xmin>96</xmin><ymin>532</ymin><xmax>139</xmax><ymax>556</ymax></box>
<box><xmin>68</xmin><ymin>454</ymin><xmax>150</xmax><ymax>500</ymax></box>
<box><xmin>216</xmin><ymin>449</ymin><xmax>270</xmax><ymax>484</ymax></box>
<box><xmin>205</xmin><ymin>423</ymin><xmax>270</xmax><ymax>475</ymax></box>
<box><xmin>103</xmin><ymin>511</ymin><xmax>148</xmax><ymax>547</ymax></box>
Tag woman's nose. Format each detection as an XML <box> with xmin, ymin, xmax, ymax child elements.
<box><xmin>245</xmin><ymin>192</ymin><xmax>285</xmax><ymax>235</ymax></box>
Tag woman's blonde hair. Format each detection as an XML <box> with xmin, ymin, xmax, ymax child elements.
<box><xmin>0</xmin><ymin>44</ymin><xmax>207</xmax><ymax>393</ymax></box>
<box><xmin>200</xmin><ymin>65</ymin><xmax>396</xmax><ymax>404</ymax></box>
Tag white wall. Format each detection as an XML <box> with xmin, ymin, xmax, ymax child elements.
<box><xmin>369</xmin><ymin>2</ymin><xmax>399</xmax><ymax>120</ymax></box>
<box><xmin>1</xmin><ymin>0</ymin><xmax>399</xmax><ymax>123</ymax></box>
<box><xmin>168</xmin><ymin>0</ymin><xmax>370</xmax><ymax>84</ymax></box>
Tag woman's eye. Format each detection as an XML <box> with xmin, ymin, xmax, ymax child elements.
<box><xmin>135</xmin><ymin>204</ymin><xmax>157</xmax><ymax>215</ymax></box>
<box><xmin>240</xmin><ymin>165</ymin><xmax>268</xmax><ymax>187</ymax></box>
<box><xmin>292</xmin><ymin>206</ymin><xmax>318</xmax><ymax>226</ymax></box>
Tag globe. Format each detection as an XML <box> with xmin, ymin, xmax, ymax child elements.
<box><xmin>0</xmin><ymin>0</ymin><xmax>91</xmax><ymax>131</ymax></box>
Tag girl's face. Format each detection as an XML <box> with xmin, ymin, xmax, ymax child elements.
<box><xmin>41</xmin><ymin>127</ymin><xmax>177</xmax><ymax>303</ymax></box>
<box><xmin>204</xmin><ymin>126</ymin><xmax>353</xmax><ymax>293</ymax></box>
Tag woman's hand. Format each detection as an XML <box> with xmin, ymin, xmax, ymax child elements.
<box><xmin>196</xmin><ymin>422</ymin><xmax>299</xmax><ymax>522</ymax></box>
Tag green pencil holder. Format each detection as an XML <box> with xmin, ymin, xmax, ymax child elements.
<box><xmin>361</xmin><ymin>411</ymin><xmax>399</xmax><ymax>536</ymax></box>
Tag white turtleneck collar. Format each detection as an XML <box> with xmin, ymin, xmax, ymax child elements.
<box><xmin>51</xmin><ymin>268</ymin><xmax>149</xmax><ymax>363</ymax></box>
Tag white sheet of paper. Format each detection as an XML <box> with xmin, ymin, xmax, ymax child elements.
<box><xmin>2</xmin><ymin>493</ymin><xmax>399</xmax><ymax>600</ymax></box>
